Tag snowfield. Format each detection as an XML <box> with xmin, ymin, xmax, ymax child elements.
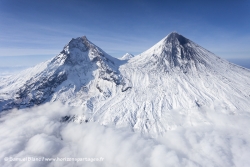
<box><xmin>0</xmin><ymin>32</ymin><xmax>250</xmax><ymax>166</ymax></box>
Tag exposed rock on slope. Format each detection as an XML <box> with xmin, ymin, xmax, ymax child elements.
<box><xmin>0</xmin><ymin>36</ymin><xmax>127</xmax><ymax>110</ymax></box>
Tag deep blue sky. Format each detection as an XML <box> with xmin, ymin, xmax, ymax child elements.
<box><xmin>0</xmin><ymin>0</ymin><xmax>250</xmax><ymax>69</ymax></box>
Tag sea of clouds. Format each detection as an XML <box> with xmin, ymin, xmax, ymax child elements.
<box><xmin>0</xmin><ymin>102</ymin><xmax>250</xmax><ymax>167</ymax></box>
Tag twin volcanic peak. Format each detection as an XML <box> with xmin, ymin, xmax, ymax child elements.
<box><xmin>0</xmin><ymin>32</ymin><xmax>250</xmax><ymax>135</ymax></box>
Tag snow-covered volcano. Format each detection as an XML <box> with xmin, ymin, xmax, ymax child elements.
<box><xmin>0</xmin><ymin>36</ymin><xmax>128</xmax><ymax>110</ymax></box>
<box><xmin>1</xmin><ymin>32</ymin><xmax>250</xmax><ymax>136</ymax></box>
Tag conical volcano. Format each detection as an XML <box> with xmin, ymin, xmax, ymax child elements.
<box><xmin>131</xmin><ymin>32</ymin><xmax>219</xmax><ymax>74</ymax></box>
<box><xmin>161</xmin><ymin>32</ymin><xmax>206</xmax><ymax>68</ymax></box>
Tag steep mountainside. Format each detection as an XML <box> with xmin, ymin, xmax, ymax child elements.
<box><xmin>0</xmin><ymin>36</ymin><xmax>128</xmax><ymax>110</ymax></box>
<box><xmin>1</xmin><ymin>32</ymin><xmax>250</xmax><ymax>136</ymax></box>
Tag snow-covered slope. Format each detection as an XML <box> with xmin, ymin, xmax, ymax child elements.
<box><xmin>120</xmin><ymin>53</ymin><xmax>134</xmax><ymax>60</ymax></box>
<box><xmin>0</xmin><ymin>36</ymin><xmax>128</xmax><ymax>110</ymax></box>
<box><xmin>1</xmin><ymin>32</ymin><xmax>250</xmax><ymax>136</ymax></box>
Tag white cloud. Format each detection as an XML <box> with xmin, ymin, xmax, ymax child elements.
<box><xmin>0</xmin><ymin>102</ymin><xmax>250</xmax><ymax>167</ymax></box>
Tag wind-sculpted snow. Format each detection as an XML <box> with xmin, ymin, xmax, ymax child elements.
<box><xmin>0</xmin><ymin>102</ymin><xmax>250</xmax><ymax>167</ymax></box>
